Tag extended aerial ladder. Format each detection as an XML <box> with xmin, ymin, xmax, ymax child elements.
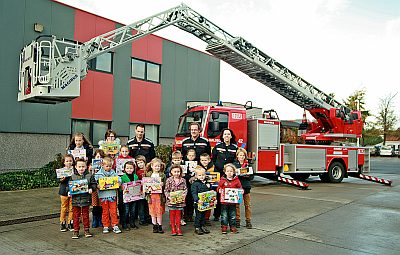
<box><xmin>18</xmin><ymin>3</ymin><xmax>362</xmax><ymax>142</ymax></box>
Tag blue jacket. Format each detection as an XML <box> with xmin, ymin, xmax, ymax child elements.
<box><xmin>95</xmin><ymin>168</ymin><xmax>121</xmax><ymax>200</ymax></box>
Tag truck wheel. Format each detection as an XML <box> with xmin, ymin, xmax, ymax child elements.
<box><xmin>289</xmin><ymin>173</ymin><xmax>310</xmax><ymax>182</ymax></box>
<box><xmin>327</xmin><ymin>162</ymin><xmax>345</xmax><ymax>183</ymax></box>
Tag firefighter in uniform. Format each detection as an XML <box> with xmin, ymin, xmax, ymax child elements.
<box><xmin>211</xmin><ymin>128</ymin><xmax>238</xmax><ymax>221</ymax></box>
<box><xmin>127</xmin><ymin>124</ymin><xmax>156</xmax><ymax>163</ymax></box>
<box><xmin>181</xmin><ymin>122</ymin><xmax>211</xmax><ymax>161</ymax></box>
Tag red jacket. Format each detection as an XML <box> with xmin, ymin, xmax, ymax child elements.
<box><xmin>217</xmin><ymin>176</ymin><xmax>242</xmax><ymax>204</ymax></box>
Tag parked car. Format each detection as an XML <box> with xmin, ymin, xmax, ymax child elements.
<box><xmin>379</xmin><ymin>145</ymin><xmax>395</xmax><ymax>157</ymax></box>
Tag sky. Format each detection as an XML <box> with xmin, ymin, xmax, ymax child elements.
<box><xmin>57</xmin><ymin>0</ymin><xmax>400</xmax><ymax>125</ymax></box>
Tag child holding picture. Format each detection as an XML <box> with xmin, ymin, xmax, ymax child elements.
<box><xmin>217</xmin><ymin>163</ymin><xmax>242</xmax><ymax>234</ymax></box>
<box><xmin>145</xmin><ymin>158</ymin><xmax>166</xmax><ymax>233</ymax></box>
<box><xmin>164</xmin><ymin>164</ymin><xmax>187</xmax><ymax>236</ymax></box>
<box><xmin>121</xmin><ymin>161</ymin><xmax>139</xmax><ymax>230</ymax></box>
<box><xmin>70</xmin><ymin>158</ymin><xmax>97</xmax><ymax>239</ymax></box>
<box><xmin>233</xmin><ymin>148</ymin><xmax>254</xmax><ymax>229</ymax></box>
<box><xmin>199</xmin><ymin>153</ymin><xmax>215</xmax><ymax>226</ymax></box>
<box><xmin>58</xmin><ymin>154</ymin><xmax>74</xmax><ymax>232</ymax></box>
<box><xmin>135</xmin><ymin>155</ymin><xmax>150</xmax><ymax>225</ymax></box>
<box><xmin>191</xmin><ymin>167</ymin><xmax>212</xmax><ymax>235</ymax></box>
<box><xmin>183</xmin><ymin>149</ymin><xmax>196</xmax><ymax>223</ymax></box>
<box><xmin>95</xmin><ymin>156</ymin><xmax>122</xmax><ymax>234</ymax></box>
<box><xmin>67</xmin><ymin>132</ymin><xmax>93</xmax><ymax>164</ymax></box>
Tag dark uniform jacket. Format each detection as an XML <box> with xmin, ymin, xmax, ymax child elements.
<box><xmin>70</xmin><ymin>170</ymin><xmax>97</xmax><ymax>207</ymax></box>
<box><xmin>212</xmin><ymin>142</ymin><xmax>238</xmax><ymax>173</ymax></box>
<box><xmin>127</xmin><ymin>137</ymin><xmax>156</xmax><ymax>163</ymax></box>
<box><xmin>191</xmin><ymin>179</ymin><xmax>211</xmax><ymax>203</ymax></box>
<box><xmin>181</xmin><ymin>136</ymin><xmax>211</xmax><ymax>162</ymax></box>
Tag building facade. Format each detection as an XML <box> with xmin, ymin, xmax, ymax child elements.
<box><xmin>0</xmin><ymin>0</ymin><xmax>220</xmax><ymax>170</ymax></box>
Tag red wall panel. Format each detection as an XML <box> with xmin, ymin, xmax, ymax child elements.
<box><xmin>72</xmin><ymin>10</ymin><xmax>115</xmax><ymax>121</ymax></box>
<box><xmin>132</xmin><ymin>35</ymin><xmax>163</xmax><ymax>64</ymax></box>
<box><xmin>130</xmin><ymin>80</ymin><xmax>161</xmax><ymax>124</ymax></box>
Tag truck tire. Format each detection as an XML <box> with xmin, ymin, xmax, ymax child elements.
<box><xmin>327</xmin><ymin>162</ymin><xmax>345</xmax><ymax>183</ymax></box>
<box><xmin>289</xmin><ymin>173</ymin><xmax>310</xmax><ymax>182</ymax></box>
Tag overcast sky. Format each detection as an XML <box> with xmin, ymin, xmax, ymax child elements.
<box><xmin>57</xmin><ymin>0</ymin><xmax>400</xmax><ymax>125</ymax></box>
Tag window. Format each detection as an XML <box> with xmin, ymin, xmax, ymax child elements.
<box><xmin>72</xmin><ymin>119</ymin><xmax>111</xmax><ymax>147</ymax></box>
<box><xmin>129</xmin><ymin>123</ymin><xmax>159</xmax><ymax>146</ymax></box>
<box><xmin>207</xmin><ymin>112</ymin><xmax>229</xmax><ymax>138</ymax></box>
<box><xmin>131</xmin><ymin>58</ymin><xmax>161</xmax><ymax>83</ymax></box>
<box><xmin>88</xmin><ymin>52</ymin><xmax>113</xmax><ymax>73</ymax></box>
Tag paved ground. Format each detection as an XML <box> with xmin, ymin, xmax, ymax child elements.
<box><xmin>0</xmin><ymin>158</ymin><xmax>399</xmax><ymax>255</ymax></box>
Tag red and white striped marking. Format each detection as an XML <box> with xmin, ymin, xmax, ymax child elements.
<box><xmin>358</xmin><ymin>174</ymin><xmax>392</xmax><ymax>186</ymax></box>
<box><xmin>278</xmin><ymin>176</ymin><xmax>310</xmax><ymax>189</ymax></box>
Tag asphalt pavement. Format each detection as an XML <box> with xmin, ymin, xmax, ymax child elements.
<box><xmin>0</xmin><ymin>157</ymin><xmax>399</xmax><ymax>255</ymax></box>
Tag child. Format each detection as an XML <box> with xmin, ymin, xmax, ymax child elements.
<box><xmin>58</xmin><ymin>154</ymin><xmax>74</xmax><ymax>232</ymax></box>
<box><xmin>135</xmin><ymin>155</ymin><xmax>150</xmax><ymax>225</ymax></box>
<box><xmin>199</xmin><ymin>153</ymin><xmax>215</xmax><ymax>226</ymax></box>
<box><xmin>217</xmin><ymin>163</ymin><xmax>242</xmax><ymax>234</ymax></box>
<box><xmin>183</xmin><ymin>149</ymin><xmax>196</xmax><ymax>223</ymax></box>
<box><xmin>89</xmin><ymin>149</ymin><xmax>105</xmax><ymax>228</ymax></box>
<box><xmin>120</xmin><ymin>161</ymin><xmax>139</xmax><ymax>230</ymax></box>
<box><xmin>166</xmin><ymin>151</ymin><xmax>183</xmax><ymax>178</ymax></box>
<box><xmin>233</xmin><ymin>148</ymin><xmax>254</xmax><ymax>229</ymax></box>
<box><xmin>191</xmin><ymin>166</ymin><xmax>212</xmax><ymax>235</ymax></box>
<box><xmin>70</xmin><ymin>158</ymin><xmax>97</xmax><ymax>239</ymax></box>
<box><xmin>145</xmin><ymin>158</ymin><xmax>166</xmax><ymax>233</ymax></box>
<box><xmin>164</xmin><ymin>164</ymin><xmax>187</xmax><ymax>236</ymax></box>
<box><xmin>115</xmin><ymin>145</ymin><xmax>134</xmax><ymax>228</ymax></box>
<box><xmin>95</xmin><ymin>156</ymin><xmax>122</xmax><ymax>234</ymax></box>
<box><xmin>67</xmin><ymin>132</ymin><xmax>93</xmax><ymax>164</ymax></box>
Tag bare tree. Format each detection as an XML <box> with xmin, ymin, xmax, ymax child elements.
<box><xmin>376</xmin><ymin>93</ymin><xmax>398</xmax><ymax>145</ymax></box>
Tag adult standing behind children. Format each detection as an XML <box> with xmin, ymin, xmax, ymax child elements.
<box><xmin>211</xmin><ymin>128</ymin><xmax>238</xmax><ymax>221</ymax></box>
<box><xmin>127</xmin><ymin>124</ymin><xmax>156</xmax><ymax>163</ymax></box>
<box><xmin>181</xmin><ymin>122</ymin><xmax>211</xmax><ymax>162</ymax></box>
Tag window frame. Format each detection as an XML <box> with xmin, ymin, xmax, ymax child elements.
<box><xmin>131</xmin><ymin>57</ymin><xmax>161</xmax><ymax>84</ymax></box>
<box><xmin>71</xmin><ymin>119</ymin><xmax>112</xmax><ymax>147</ymax></box>
<box><xmin>88</xmin><ymin>52</ymin><xmax>114</xmax><ymax>74</ymax></box>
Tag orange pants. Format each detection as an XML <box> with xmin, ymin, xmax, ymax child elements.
<box><xmin>60</xmin><ymin>195</ymin><xmax>73</xmax><ymax>223</ymax></box>
<box><xmin>236</xmin><ymin>193</ymin><xmax>251</xmax><ymax>221</ymax></box>
<box><xmin>101</xmin><ymin>200</ymin><xmax>118</xmax><ymax>227</ymax></box>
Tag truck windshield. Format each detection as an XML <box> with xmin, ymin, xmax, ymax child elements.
<box><xmin>176</xmin><ymin>110</ymin><xmax>206</xmax><ymax>136</ymax></box>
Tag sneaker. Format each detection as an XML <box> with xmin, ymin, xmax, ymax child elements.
<box><xmin>194</xmin><ymin>228</ymin><xmax>204</xmax><ymax>235</ymax></box>
<box><xmin>113</xmin><ymin>225</ymin><xmax>122</xmax><ymax>234</ymax></box>
<box><xmin>139</xmin><ymin>221</ymin><xmax>148</xmax><ymax>226</ymax></box>
<box><xmin>230</xmin><ymin>227</ymin><xmax>238</xmax><ymax>234</ymax></box>
<box><xmin>68</xmin><ymin>223</ymin><xmax>74</xmax><ymax>232</ymax></box>
<box><xmin>180</xmin><ymin>219</ymin><xmax>187</xmax><ymax>226</ymax></box>
<box><xmin>221</xmin><ymin>226</ymin><xmax>228</xmax><ymax>234</ymax></box>
<box><xmin>84</xmin><ymin>230</ymin><xmax>93</xmax><ymax>238</ymax></box>
<box><xmin>103</xmin><ymin>227</ymin><xmax>110</xmax><ymax>234</ymax></box>
<box><xmin>200</xmin><ymin>226</ymin><xmax>210</xmax><ymax>234</ymax></box>
<box><xmin>60</xmin><ymin>222</ymin><xmax>67</xmax><ymax>232</ymax></box>
<box><xmin>72</xmin><ymin>231</ymin><xmax>79</xmax><ymax>239</ymax></box>
<box><xmin>130</xmin><ymin>224</ymin><xmax>138</xmax><ymax>229</ymax></box>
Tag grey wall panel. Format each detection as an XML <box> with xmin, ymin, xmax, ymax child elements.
<box><xmin>0</xmin><ymin>0</ymin><xmax>25</xmax><ymax>132</ymax></box>
<box><xmin>112</xmin><ymin>24</ymin><xmax>131</xmax><ymax>137</ymax></box>
<box><xmin>161</xmin><ymin>40</ymin><xmax>220</xmax><ymax>138</ymax></box>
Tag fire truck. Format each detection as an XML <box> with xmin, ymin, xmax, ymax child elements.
<box><xmin>17</xmin><ymin>4</ymin><xmax>390</xmax><ymax>187</ymax></box>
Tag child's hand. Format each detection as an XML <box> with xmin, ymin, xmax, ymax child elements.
<box><xmin>88</xmin><ymin>188</ymin><xmax>93</xmax><ymax>194</ymax></box>
<box><xmin>61</xmin><ymin>177</ymin><xmax>66</xmax><ymax>181</ymax></box>
<box><xmin>97</xmin><ymin>185</ymin><xmax>101</xmax><ymax>190</ymax></box>
<box><xmin>67</xmin><ymin>192</ymin><xmax>71</xmax><ymax>197</ymax></box>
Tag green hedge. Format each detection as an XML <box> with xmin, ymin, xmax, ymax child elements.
<box><xmin>155</xmin><ymin>144</ymin><xmax>172</xmax><ymax>165</ymax></box>
<box><xmin>0</xmin><ymin>154</ymin><xmax>63</xmax><ymax>191</ymax></box>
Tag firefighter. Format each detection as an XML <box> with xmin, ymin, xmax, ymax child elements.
<box><xmin>181</xmin><ymin>122</ymin><xmax>211</xmax><ymax>162</ymax></box>
<box><xmin>127</xmin><ymin>124</ymin><xmax>156</xmax><ymax>163</ymax></box>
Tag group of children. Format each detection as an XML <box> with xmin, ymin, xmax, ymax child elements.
<box><xmin>58</xmin><ymin>132</ymin><xmax>254</xmax><ymax>239</ymax></box>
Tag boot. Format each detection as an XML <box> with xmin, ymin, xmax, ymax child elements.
<box><xmin>170</xmin><ymin>210</ymin><xmax>177</xmax><ymax>235</ymax></box>
<box><xmin>221</xmin><ymin>225</ymin><xmax>228</xmax><ymax>234</ymax></box>
<box><xmin>200</xmin><ymin>226</ymin><xmax>210</xmax><ymax>234</ymax></box>
<box><xmin>157</xmin><ymin>224</ymin><xmax>164</xmax><ymax>234</ymax></box>
<box><xmin>195</xmin><ymin>228</ymin><xmax>204</xmax><ymax>235</ymax></box>
<box><xmin>236</xmin><ymin>219</ymin><xmax>241</xmax><ymax>228</ymax></box>
<box><xmin>245</xmin><ymin>220</ymin><xmax>253</xmax><ymax>229</ymax></box>
<box><xmin>152</xmin><ymin>224</ymin><xmax>158</xmax><ymax>233</ymax></box>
